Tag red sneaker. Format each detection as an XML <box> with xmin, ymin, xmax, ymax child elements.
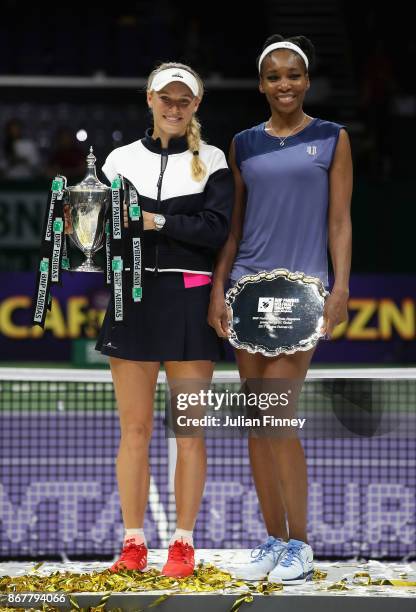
<box><xmin>161</xmin><ymin>540</ymin><xmax>195</xmax><ymax>578</ymax></box>
<box><xmin>109</xmin><ymin>538</ymin><xmax>148</xmax><ymax>573</ymax></box>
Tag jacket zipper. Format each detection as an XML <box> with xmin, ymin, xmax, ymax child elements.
<box><xmin>154</xmin><ymin>149</ymin><xmax>168</xmax><ymax>275</ymax></box>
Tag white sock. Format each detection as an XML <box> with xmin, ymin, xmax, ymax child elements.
<box><xmin>169</xmin><ymin>528</ymin><xmax>193</xmax><ymax>547</ymax></box>
<box><xmin>124</xmin><ymin>528</ymin><xmax>146</xmax><ymax>546</ymax></box>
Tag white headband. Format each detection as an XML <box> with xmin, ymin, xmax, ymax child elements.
<box><xmin>258</xmin><ymin>42</ymin><xmax>309</xmax><ymax>72</ymax></box>
<box><xmin>150</xmin><ymin>68</ymin><xmax>200</xmax><ymax>97</ymax></box>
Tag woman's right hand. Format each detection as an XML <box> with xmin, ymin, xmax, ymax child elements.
<box><xmin>208</xmin><ymin>287</ymin><xmax>230</xmax><ymax>338</ymax></box>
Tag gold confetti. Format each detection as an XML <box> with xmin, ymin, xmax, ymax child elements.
<box><xmin>327</xmin><ymin>579</ymin><xmax>349</xmax><ymax>591</ymax></box>
<box><xmin>256</xmin><ymin>580</ymin><xmax>283</xmax><ymax>594</ymax></box>
<box><xmin>312</xmin><ymin>569</ymin><xmax>327</xmax><ymax>581</ymax></box>
<box><xmin>2</xmin><ymin>561</ymin><xmax>415</xmax><ymax>612</ymax></box>
<box><xmin>0</xmin><ymin>563</ymin><xmax>260</xmax><ymax>611</ymax></box>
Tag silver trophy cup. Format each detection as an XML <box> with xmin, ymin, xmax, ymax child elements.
<box><xmin>65</xmin><ymin>147</ymin><xmax>111</xmax><ymax>272</ymax></box>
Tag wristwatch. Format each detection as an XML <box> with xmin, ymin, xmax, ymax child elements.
<box><xmin>154</xmin><ymin>214</ymin><xmax>166</xmax><ymax>231</ymax></box>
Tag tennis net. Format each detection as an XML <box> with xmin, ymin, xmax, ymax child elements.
<box><xmin>0</xmin><ymin>367</ymin><xmax>415</xmax><ymax>560</ymax></box>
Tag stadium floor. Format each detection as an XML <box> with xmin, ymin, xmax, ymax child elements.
<box><xmin>1</xmin><ymin>550</ymin><xmax>416</xmax><ymax>611</ymax></box>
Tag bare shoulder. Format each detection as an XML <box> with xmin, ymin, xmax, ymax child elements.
<box><xmin>332</xmin><ymin>128</ymin><xmax>352</xmax><ymax>165</ymax></box>
<box><xmin>338</xmin><ymin>128</ymin><xmax>351</xmax><ymax>146</ymax></box>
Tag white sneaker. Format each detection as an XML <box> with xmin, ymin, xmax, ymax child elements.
<box><xmin>268</xmin><ymin>538</ymin><xmax>314</xmax><ymax>585</ymax></box>
<box><xmin>232</xmin><ymin>536</ymin><xmax>287</xmax><ymax>581</ymax></box>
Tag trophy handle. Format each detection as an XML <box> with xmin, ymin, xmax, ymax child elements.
<box><xmin>61</xmin><ymin>189</ymin><xmax>71</xmax><ymax>234</ymax></box>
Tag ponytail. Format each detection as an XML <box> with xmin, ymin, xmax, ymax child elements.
<box><xmin>186</xmin><ymin>114</ymin><xmax>207</xmax><ymax>182</ymax></box>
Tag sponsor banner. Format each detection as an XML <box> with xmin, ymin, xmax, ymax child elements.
<box><xmin>0</xmin><ymin>191</ymin><xmax>47</xmax><ymax>247</ymax></box>
<box><xmin>1</xmin><ymin>273</ymin><xmax>416</xmax><ymax>362</ymax></box>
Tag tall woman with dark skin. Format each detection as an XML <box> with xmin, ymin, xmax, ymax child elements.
<box><xmin>208</xmin><ymin>35</ymin><xmax>352</xmax><ymax>584</ymax></box>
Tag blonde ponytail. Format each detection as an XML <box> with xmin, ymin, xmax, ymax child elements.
<box><xmin>187</xmin><ymin>114</ymin><xmax>207</xmax><ymax>182</ymax></box>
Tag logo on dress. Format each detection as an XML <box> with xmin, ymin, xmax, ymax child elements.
<box><xmin>105</xmin><ymin>341</ymin><xmax>118</xmax><ymax>349</ymax></box>
<box><xmin>307</xmin><ymin>145</ymin><xmax>317</xmax><ymax>155</ymax></box>
<box><xmin>258</xmin><ymin>298</ymin><xmax>274</xmax><ymax>312</ymax></box>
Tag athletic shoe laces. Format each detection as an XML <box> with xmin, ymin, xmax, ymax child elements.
<box><xmin>280</xmin><ymin>541</ymin><xmax>304</xmax><ymax>567</ymax></box>
<box><xmin>119</xmin><ymin>540</ymin><xmax>146</xmax><ymax>561</ymax></box>
<box><xmin>169</xmin><ymin>540</ymin><xmax>191</xmax><ymax>562</ymax></box>
<box><xmin>251</xmin><ymin>537</ymin><xmax>283</xmax><ymax>564</ymax></box>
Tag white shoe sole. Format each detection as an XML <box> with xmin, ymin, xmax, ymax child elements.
<box><xmin>270</xmin><ymin>569</ymin><xmax>313</xmax><ymax>585</ymax></box>
<box><xmin>237</xmin><ymin>576</ymin><xmax>267</xmax><ymax>582</ymax></box>
<box><xmin>232</xmin><ymin>571</ymin><xmax>269</xmax><ymax>581</ymax></box>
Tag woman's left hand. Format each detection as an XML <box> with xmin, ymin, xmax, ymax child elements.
<box><xmin>320</xmin><ymin>288</ymin><xmax>349</xmax><ymax>338</ymax></box>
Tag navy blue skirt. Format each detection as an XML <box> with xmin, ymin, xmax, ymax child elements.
<box><xmin>95</xmin><ymin>271</ymin><xmax>225</xmax><ymax>362</ymax></box>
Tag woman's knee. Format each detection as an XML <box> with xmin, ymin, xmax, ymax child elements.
<box><xmin>120</xmin><ymin>422</ymin><xmax>153</xmax><ymax>449</ymax></box>
<box><xmin>248</xmin><ymin>435</ymin><xmax>275</xmax><ymax>456</ymax></box>
<box><xmin>176</xmin><ymin>436</ymin><xmax>205</xmax><ymax>455</ymax></box>
<box><xmin>269</xmin><ymin>436</ymin><xmax>303</xmax><ymax>456</ymax></box>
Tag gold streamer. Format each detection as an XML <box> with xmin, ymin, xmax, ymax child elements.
<box><xmin>352</xmin><ymin>572</ymin><xmax>416</xmax><ymax>587</ymax></box>
<box><xmin>68</xmin><ymin>594</ymin><xmax>81</xmax><ymax>609</ymax></box>
<box><xmin>325</xmin><ymin>572</ymin><xmax>416</xmax><ymax>591</ymax></box>
<box><xmin>148</xmin><ymin>594</ymin><xmax>171</xmax><ymax>607</ymax></box>
<box><xmin>95</xmin><ymin>591</ymin><xmax>113</xmax><ymax>607</ymax></box>
<box><xmin>229</xmin><ymin>592</ymin><xmax>254</xmax><ymax>612</ymax></box>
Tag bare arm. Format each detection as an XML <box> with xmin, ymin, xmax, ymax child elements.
<box><xmin>208</xmin><ymin>139</ymin><xmax>247</xmax><ymax>337</ymax></box>
<box><xmin>322</xmin><ymin>128</ymin><xmax>353</xmax><ymax>337</ymax></box>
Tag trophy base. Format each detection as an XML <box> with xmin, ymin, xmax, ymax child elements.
<box><xmin>70</xmin><ymin>259</ymin><xmax>102</xmax><ymax>273</ymax></box>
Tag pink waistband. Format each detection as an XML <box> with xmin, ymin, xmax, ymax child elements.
<box><xmin>183</xmin><ymin>272</ymin><xmax>212</xmax><ymax>288</ymax></box>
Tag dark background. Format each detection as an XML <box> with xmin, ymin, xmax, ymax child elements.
<box><xmin>0</xmin><ymin>0</ymin><xmax>414</xmax><ymax>275</ymax></box>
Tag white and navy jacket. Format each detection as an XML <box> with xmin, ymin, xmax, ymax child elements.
<box><xmin>102</xmin><ymin>128</ymin><xmax>234</xmax><ymax>274</ymax></box>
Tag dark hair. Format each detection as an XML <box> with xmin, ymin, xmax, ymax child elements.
<box><xmin>256</xmin><ymin>34</ymin><xmax>315</xmax><ymax>75</ymax></box>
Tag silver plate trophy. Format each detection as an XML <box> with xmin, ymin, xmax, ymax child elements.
<box><xmin>65</xmin><ymin>147</ymin><xmax>111</xmax><ymax>272</ymax></box>
<box><xmin>225</xmin><ymin>269</ymin><xmax>329</xmax><ymax>356</ymax></box>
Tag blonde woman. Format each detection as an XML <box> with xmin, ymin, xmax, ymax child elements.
<box><xmin>94</xmin><ymin>63</ymin><xmax>234</xmax><ymax>577</ymax></box>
